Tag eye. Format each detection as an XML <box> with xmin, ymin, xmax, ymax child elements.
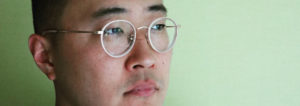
<box><xmin>104</xmin><ymin>27</ymin><xmax>124</xmax><ymax>35</ymax></box>
<box><xmin>151</xmin><ymin>24</ymin><xmax>166</xmax><ymax>31</ymax></box>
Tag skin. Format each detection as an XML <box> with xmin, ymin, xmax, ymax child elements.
<box><xmin>28</xmin><ymin>0</ymin><xmax>172</xmax><ymax>106</ymax></box>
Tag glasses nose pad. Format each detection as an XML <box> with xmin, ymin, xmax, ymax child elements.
<box><xmin>128</xmin><ymin>35</ymin><xmax>134</xmax><ymax>43</ymax></box>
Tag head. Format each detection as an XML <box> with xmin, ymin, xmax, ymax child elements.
<box><xmin>29</xmin><ymin>0</ymin><xmax>174</xmax><ymax>106</ymax></box>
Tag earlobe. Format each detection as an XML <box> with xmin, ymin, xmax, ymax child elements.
<box><xmin>28</xmin><ymin>34</ymin><xmax>56</xmax><ymax>80</ymax></box>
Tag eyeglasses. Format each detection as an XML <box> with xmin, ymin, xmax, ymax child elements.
<box><xmin>42</xmin><ymin>17</ymin><xmax>179</xmax><ymax>58</ymax></box>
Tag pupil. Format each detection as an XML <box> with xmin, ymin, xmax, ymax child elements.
<box><xmin>154</xmin><ymin>24</ymin><xmax>165</xmax><ymax>30</ymax></box>
<box><xmin>113</xmin><ymin>28</ymin><xmax>120</xmax><ymax>33</ymax></box>
<box><xmin>105</xmin><ymin>27</ymin><xmax>123</xmax><ymax>35</ymax></box>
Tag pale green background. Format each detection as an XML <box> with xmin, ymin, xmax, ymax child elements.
<box><xmin>1</xmin><ymin>0</ymin><xmax>300</xmax><ymax>106</ymax></box>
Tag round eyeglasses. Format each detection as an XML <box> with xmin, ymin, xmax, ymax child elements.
<box><xmin>42</xmin><ymin>17</ymin><xmax>179</xmax><ymax>58</ymax></box>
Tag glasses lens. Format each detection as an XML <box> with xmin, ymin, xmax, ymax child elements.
<box><xmin>149</xmin><ymin>18</ymin><xmax>177</xmax><ymax>52</ymax></box>
<box><xmin>102</xmin><ymin>21</ymin><xmax>135</xmax><ymax>57</ymax></box>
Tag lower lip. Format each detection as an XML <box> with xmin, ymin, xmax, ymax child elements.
<box><xmin>125</xmin><ymin>87</ymin><xmax>157</xmax><ymax>97</ymax></box>
<box><xmin>133</xmin><ymin>88</ymin><xmax>156</xmax><ymax>97</ymax></box>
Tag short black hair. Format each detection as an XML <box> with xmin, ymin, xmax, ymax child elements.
<box><xmin>31</xmin><ymin>0</ymin><xmax>68</xmax><ymax>35</ymax></box>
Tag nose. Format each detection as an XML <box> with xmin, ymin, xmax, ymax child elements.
<box><xmin>125</xmin><ymin>29</ymin><xmax>157</xmax><ymax>71</ymax></box>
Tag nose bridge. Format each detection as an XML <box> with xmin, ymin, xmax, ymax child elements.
<box><xmin>125</xmin><ymin>26</ymin><xmax>157</xmax><ymax>71</ymax></box>
<box><xmin>134</xmin><ymin>25</ymin><xmax>151</xmax><ymax>49</ymax></box>
<box><xmin>137</xmin><ymin>26</ymin><xmax>148</xmax><ymax>30</ymax></box>
<box><xmin>135</xmin><ymin>25</ymin><xmax>148</xmax><ymax>39</ymax></box>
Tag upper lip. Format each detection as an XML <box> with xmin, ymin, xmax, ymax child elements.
<box><xmin>124</xmin><ymin>80</ymin><xmax>159</xmax><ymax>95</ymax></box>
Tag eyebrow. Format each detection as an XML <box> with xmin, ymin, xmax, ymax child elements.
<box><xmin>148</xmin><ymin>4</ymin><xmax>167</xmax><ymax>13</ymax></box>
<box><xmin>92</xmin><ymin>7</ymin><xmax>126</xmax><ymax>18</ymax></box>
<box><xmin>92</xmin><ymin>4</ymin><xmax>167</xmax><ymax>19</ymax></box>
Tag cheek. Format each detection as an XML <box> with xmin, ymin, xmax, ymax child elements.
<box><xmin>57</xmin><ymin>41</ymin><xmax>122</xmax><ymax>83</ymax></box>
<box><xmin>53</xmin><ymin>36</ymin><xmax>106</xmax><ymax>80</ymax></box>
<box><xmin>160</xmin><ymin>51</ymin><xmax>172</xmax><ymax>71</ymax></box>
<box><xmin>53</xmin><ymin>37</ymin><xmax>126</xmax><ymax>104</ymax></box>
<box><xmin>156</xmin><ymin>51</ymin><xmax>172</xmax><ymax>88</ymax></box>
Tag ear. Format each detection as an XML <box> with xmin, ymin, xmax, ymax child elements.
<box><xmin>28</xmin><ymin>34</ymin><xmax>56</xmax><ymax>80</ymax></box>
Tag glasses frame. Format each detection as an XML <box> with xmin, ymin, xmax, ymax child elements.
<box><xmin>41</xmin><ymin>17</ymin><xmax>179</xmax><ymax>58</ymax></box>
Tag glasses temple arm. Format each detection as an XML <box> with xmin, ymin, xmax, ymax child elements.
<box><xmin>42</xmin><ymin>30</ymin><xmax>103</xmax><ymax>35</ymax></box>
<box><xmin>166</xmin><ymin>24</ymin><xmax>181</xmax><ymax>28</ymax></box>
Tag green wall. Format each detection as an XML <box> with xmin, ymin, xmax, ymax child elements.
<box><xmin>1</xmin><ymin>0</ymin><xmax>300</xmax><ymax>106</ymax></box>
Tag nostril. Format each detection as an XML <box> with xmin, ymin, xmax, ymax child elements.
<box><xmin>149</xmin><ymin>64</ymin><xmax>155</xmax><ymax>68</ymax></box>
<box><xmin>132</xmin><ymin>64</ymin><xmax>155</xmax><ymax>70</ymax></box>
<box><xmin>133</xmin><ymin>65</ymin><xmax>144</xmax><ymax>69</ymax></box>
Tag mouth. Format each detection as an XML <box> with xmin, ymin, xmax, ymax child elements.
<box><xmin>124</xmin><ymin>80</ymin><xmax>159</xmax><ymax>97</ymax></box>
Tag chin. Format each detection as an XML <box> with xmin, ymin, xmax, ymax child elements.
<box><xmin>120</xmin><ymin>92</ymin><xmax>166</xmax><ymax>106</ymax></box>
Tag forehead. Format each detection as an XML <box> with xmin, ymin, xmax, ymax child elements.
<box><xmin>64</xmin><ymin>0</ymin><xmax>165</xmax><ymax>17</ymax></box>
<box><xmin>68</xmin><ymin>0</ymin><xmax>163</xmax><ymax>12</ymax></box>
<box><xmin>68</xmin><ymin>0</ymin><xmax>163</xmax><ymax>7</ymax></box>
<box><xmin>61</xmin><ymin>0</ymin><xmax>166</xmax><ymax>29</ymax></box>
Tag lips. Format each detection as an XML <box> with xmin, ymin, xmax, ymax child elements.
<box><xmin>124</xmin><ymin>81</ymin><xmax>159</xmax><ymax>97</ymax></box>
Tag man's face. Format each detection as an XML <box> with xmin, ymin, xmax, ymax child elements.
<box><xmin>51</xmin><ymin>0</ymin><xmax>172</xmax><ymax>105</ymax></box>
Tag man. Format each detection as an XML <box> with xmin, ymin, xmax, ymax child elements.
<box><xmin>28</xmin><ymin>0</ymin><xmax>178</xmax><ymax>105</ymax></box>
